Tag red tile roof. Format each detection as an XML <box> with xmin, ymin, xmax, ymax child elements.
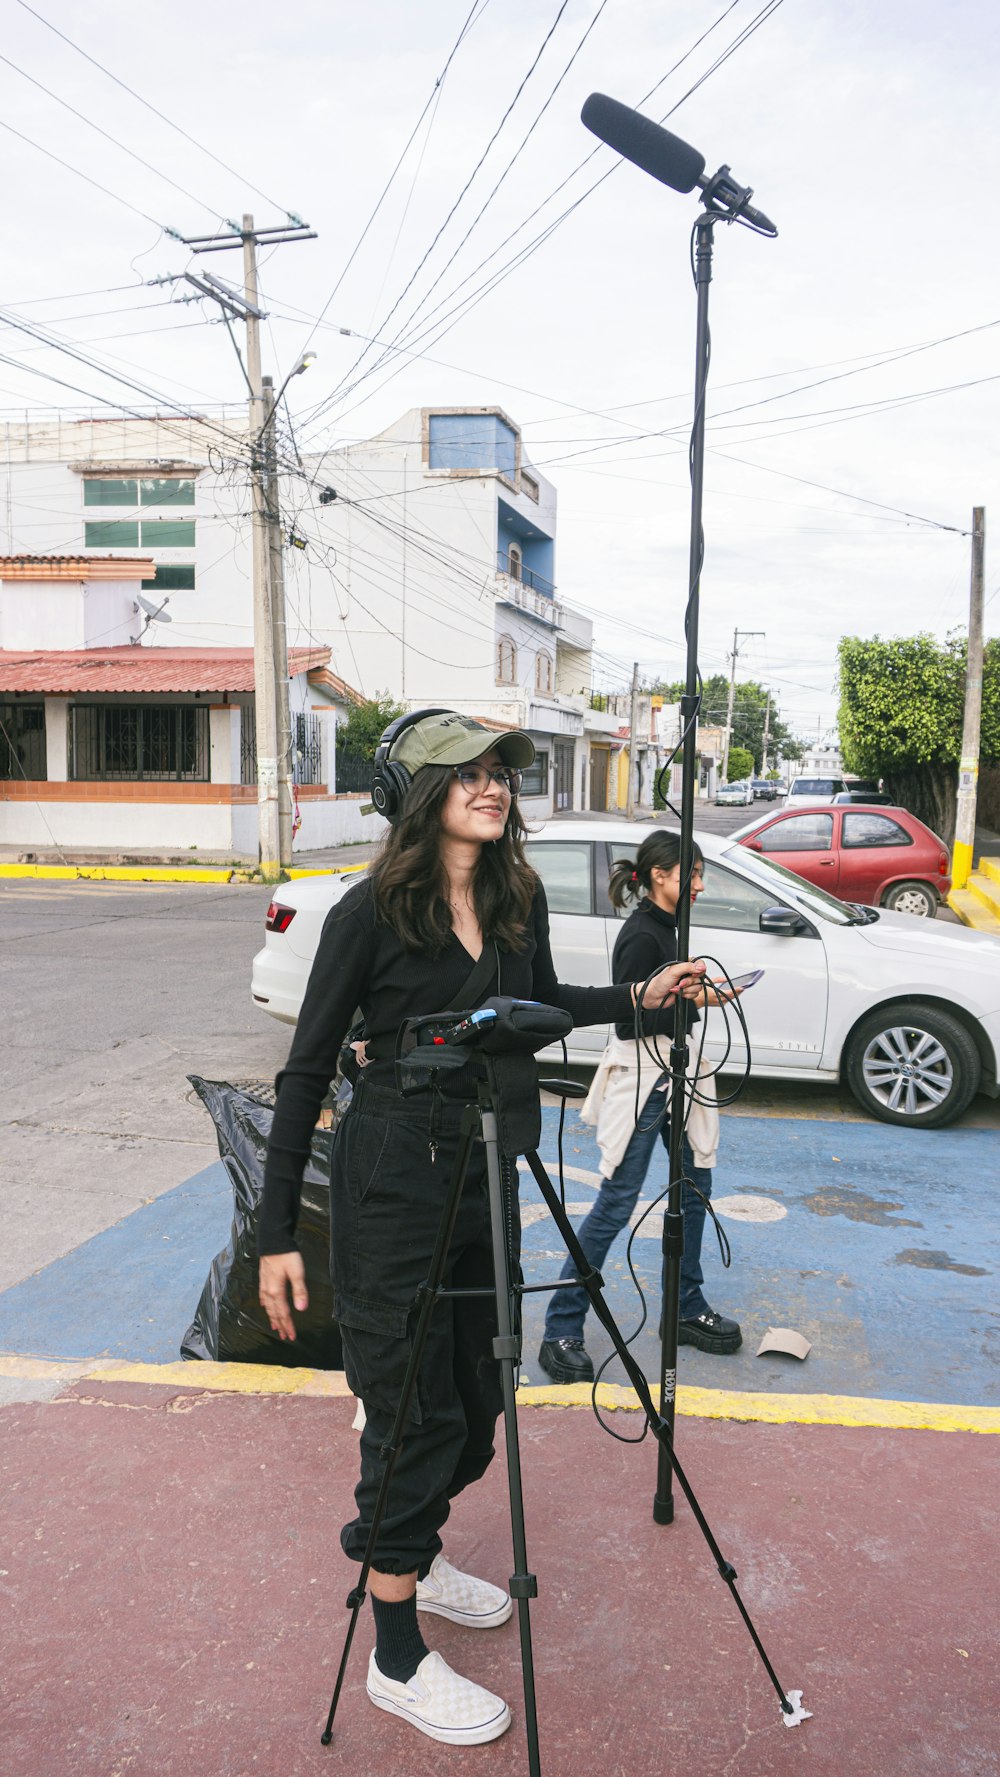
<box><xmin>0</xmin><ymin>645</ymin><xmax>331</xmax><ymax>695</ymax></box>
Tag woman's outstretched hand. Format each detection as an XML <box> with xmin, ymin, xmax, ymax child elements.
<box><xmin>259</xmin><ymin>1251</ymin><xmax>309</xmax><ymax>1341</ymax></box>
<box><xmin>635</xmin><ymin>959</ymin><xmax>707</xmax><ymax>1009</ymax></box>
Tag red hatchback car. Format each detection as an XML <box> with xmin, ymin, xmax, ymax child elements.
<box><xmin>735</xmin><ymin>804</ymin><xmax>951</xmax><ymax>917</ymax></box>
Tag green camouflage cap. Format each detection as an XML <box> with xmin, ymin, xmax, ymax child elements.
<box><xmin>391</xmin><ymin>710</ymin><xmax>535</xmax><ymax>774</ymax></box>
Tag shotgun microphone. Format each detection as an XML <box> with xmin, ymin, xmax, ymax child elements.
<box><xmin>581</xmin><ymin>92</ymin><xmax>777</xmax><ymax>235</ymax></box>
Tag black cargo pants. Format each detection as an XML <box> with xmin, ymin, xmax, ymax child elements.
<box><xmin>331</xmin><ymin>1079</ymin><xmax>515</xmax><ymax>1576</ymax></box>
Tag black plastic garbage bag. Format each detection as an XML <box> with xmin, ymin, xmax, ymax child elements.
<box><xmin>181</xmin><ymin>1076</ymin><xmax>344</xmax><ymax>1369</ymax></box>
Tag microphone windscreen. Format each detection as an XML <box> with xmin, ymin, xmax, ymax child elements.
<box><xmin>581</xmin><ymin>93</ymin><xmax>705</xmax><ymax>195</ymax></box>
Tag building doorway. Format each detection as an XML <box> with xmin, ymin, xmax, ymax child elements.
<box><xmin>589</xmin><ymin>744</ymin><xmax>609</xmax><ymax>811</ymax></box>
<box><xmin>553</xmin><ymin>739</ymin><xmax>574</xmax><ymax>810</ymax></box>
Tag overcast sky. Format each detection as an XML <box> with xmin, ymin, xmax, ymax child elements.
<box><xmin>3</xmin><ymin>0</ymin><xmax>998</xmax><ymax>736</ymax></box>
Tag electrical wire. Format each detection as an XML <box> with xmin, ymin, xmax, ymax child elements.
<box><xmin>325</xmin><ymin>0</ymin><xmax>577</xmax><ymax>402</ymax></box>
<box><xmin>0</xmin><ymin>50</ymin><xmax>231</xmax><ymax>225</ymax></box>
<box><xmin>0</xmin><ymin>116</ymin><xmax>165</xmax><ymax>229</ymax></box>
<box><xmin>295</xmin><ymin>0</ymin><xmax>492</xmax><ymax>361</ymax></box>
<box><xmin>302</xmin><ymin>0</ymin><xmax>781</xmax><ymax>436</ymax></box>
<box><xmin>13</xmin><ymin>0</ymin><xmax>297</xmax><ymax>218</ymax></box>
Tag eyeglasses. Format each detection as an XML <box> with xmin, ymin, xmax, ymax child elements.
<box><xmin>453</xmin><ymin>763</ymin><xmax>522</xmax><ymax>795</ymax></box>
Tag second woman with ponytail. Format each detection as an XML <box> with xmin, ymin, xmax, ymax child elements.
<box><xmin>537</xmin><ymin>829</ymin><xmax>743</xmax><ymax>1383</ymax></box>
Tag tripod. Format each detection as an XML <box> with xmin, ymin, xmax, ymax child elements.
<box><xmin>321</xmin><ymin>1057</ymin><xmax>801</xmax><ymax>1769</ymax></box>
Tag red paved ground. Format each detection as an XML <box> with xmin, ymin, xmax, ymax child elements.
<box><xmin>2</xmin><ymin>1378</ymin><xmax>997</xmax><ymax>1777</ymax></box>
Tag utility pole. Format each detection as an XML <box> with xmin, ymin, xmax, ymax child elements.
<box><xmin>721</xmin><ymin>627</ymin><xmax>764</xmax><ymax>781</ymax></box>
<box><xmin>761</xmin><ymin>690</ymin><xmax>771</xmax><ymax>774</ymax></box>
<box><xmin>175</xmin><ymin>211</ymin><xmax>316</xmax><ymax>881</ymax></box>
<box><xmin>242</xmin><ymin>217</ymin><xmax>281</xmax><ymax>880</ymax></box>
<box><xmin>626</xmin><ymin>661</ymin><xmax>641</xmax><ymax>820</ymax></box>
<box><xmin>953</xmin><ymin>506</ymin><xmax>986</xmax><ymax>890</ymax></box>
<box><xmin>263</xmin><ymin>375</ymin><xmax>293</xmax><ymax>868</ymax></box>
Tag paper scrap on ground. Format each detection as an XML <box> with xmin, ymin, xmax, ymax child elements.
<box><xmin>782</xmin><ymin>1689</ymin><xmax>812</xmax><ymax>1728</ymax></box>
<box><xmin>757</xmin><ymin>1327</ymin><xmax>813</xmax><ymax>1360</ymax></box>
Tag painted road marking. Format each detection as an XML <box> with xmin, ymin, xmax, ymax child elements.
<box><xmin>713</xmin><ymin>1193</ymin><xmax>789</xmax><ymax>1222</ymax></box>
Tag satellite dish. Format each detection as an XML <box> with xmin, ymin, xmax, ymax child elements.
<box><xmin>134</xmin><ymin>594</ymin><xmax>172</xmax><ymax>624</ymax></box>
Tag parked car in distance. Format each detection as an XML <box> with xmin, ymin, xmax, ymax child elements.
<box><xmin>715</xmin><ymin>779</ymin><xmax>755</xmax><ymax>807</ymax></box>
<box><xmin>732</xmin><ymin>803</ymin><xmax>951</xmax><ymax>918</ymax></box>
<box><xmin>833</xmin><ymin>790</ymin><xmax>895</xmax><ymax>806</ymax></box>
<box><xmin>251</xmin><ymin>821</ymin><xmax>1000</xmax><ymax>1128</ymax></box>
<box><xmin>786</xmin><ymin>775</ymin><xmax>848</xmax><ymax>805</ymax></box>
<box><xmin>751</xmin><ymin>777</ymin><xmax>779</xmax><ymax>800</ymax></box>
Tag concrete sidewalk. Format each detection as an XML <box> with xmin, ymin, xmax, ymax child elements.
<box><xmin>2</xmin><ymin>1361</ymin><xmax>996</xmax><ymax>1777</ymax></box>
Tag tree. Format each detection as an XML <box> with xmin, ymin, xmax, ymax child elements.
<box><xmin>650</xmin><ymin>673</ymin><xmax>801</xmax><ymax>771</ymax></box>
<box><xmin>339</xmin><ymin>692</ymin><xmax>406</xmax><ymax>759</ymax></box>
<box><xmin>727</xmin><ymin>744</ymin><xmax>754</xmax><ymax>783</ymax></box>
<box><xmin>837</xmin><ymin>633</ymin><xmax>1000</xmax><ymax>838</ymax></box>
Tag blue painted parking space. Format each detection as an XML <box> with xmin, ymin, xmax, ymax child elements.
<box><xmin>0</xmin><ymin>1106</ymin><xmax>995</xmax><ymax>1407</ymax></box>
<box><xmin>519</xmin><ymin>1108</ymin><xmax>999</xmax><ymax>1408</ymax></box>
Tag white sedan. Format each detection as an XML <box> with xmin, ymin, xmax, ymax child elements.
<box><xmin>251</xmin><ymin>820</ymin><xmax>1000</xmax><ymax>1129</ymax></box>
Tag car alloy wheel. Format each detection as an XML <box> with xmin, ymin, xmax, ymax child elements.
<box><xmin>845</xmin><ymin>1005</ymin><xmax>980</xmax><ymax>1127</ymax></box>
<box><xmin>884</xmin><ymin>881</ymin><xmax>937</xmax><ymax>918</ymax></box>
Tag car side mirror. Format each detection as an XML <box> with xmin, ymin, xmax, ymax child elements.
<box><xmin>759</xmin><ymin>906</ymin><xmax>805</xmax><ymax>935</ymax></box>
<box><xmin>746</xmin><ymin>839</ymin><xmax>763</xmax><ymax>852</ymax></box>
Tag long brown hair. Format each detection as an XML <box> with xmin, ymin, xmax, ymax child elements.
<box><xmin>369</xmin><ymin>763</ymin><xmax>540</xmax><ymax>953</ymax></box>
<box><xmin>607</xmin><ymin>829</ymin><xmax>704</xmax><ymax>910</ymax></box>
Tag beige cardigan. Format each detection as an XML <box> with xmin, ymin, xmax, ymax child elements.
<box><xmin>580</xmin><ymin>1033</ymin><xmax>720</xmax><ymax>1177</ymax></box>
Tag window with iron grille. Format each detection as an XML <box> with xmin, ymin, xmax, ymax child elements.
<box><xmin>0</xmin><ymin>702</ymin><xmax>46</xmax><ymax>779</ymax></box>
<box><xmin>241</xmin><ymin>707</ymin><xmax>326</xmax><ymax>787</ymax></box>
<box><xmin>69</xmin><ymin>704</ymin><xmax>209</xmax><ymax>781</ymax></box>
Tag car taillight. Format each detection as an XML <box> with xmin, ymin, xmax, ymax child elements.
<box><xmin>265</xmin><ymin>901</ymin><xmax>296</xmax><ymax>934</ymax></box>
<box><xmin>938</xmin><ymin>854</ymin><xmax>949</xmax><ymax>876</ymax></box>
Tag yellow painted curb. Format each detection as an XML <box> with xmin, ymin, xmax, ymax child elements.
<box><xmin>0</xmin><ymin>1354</ymin><xmax>352</xmax><ymax>1398</ymax></box>
<box><xmin>2</xmin><ymin>1354</ymin><xmax>995</xmax><ymax>1432</ymax></box>
<box><xmin>948</xmin><ymin>884</ymin><xmax>1000</xmax><ymax>934</ymax></box>
<box><xmin>0</xmin><ymin>863</ymin><xmax>233</xmax><ymax>883</ymax></box>
<box><xmin>283</xmin><ymin>862</ymin><xmax>368</xmax><ymax>881</ymax></box>
<box><xmin>515</xmin><ymin>1379</ymin><xmax>1000</xmax><ymax>1434</ymax></box>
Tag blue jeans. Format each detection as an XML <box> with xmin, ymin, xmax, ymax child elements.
<box><xmin>543</xmin><ymin>1079</ymin><xmax>713</xmax><ymax>1343</ymax></box>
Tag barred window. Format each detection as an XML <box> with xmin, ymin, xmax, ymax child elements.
<box><xmin>535</xmin><ymin>650</ymin><xmax>553</xmax><ymax>694</ymax></box>
<box><xmin>69</xmin><ymin>704</ymin><xmax>209</xmax><ymax>781</ymax></box>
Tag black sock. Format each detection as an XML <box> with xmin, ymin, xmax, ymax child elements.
<box><xmin>371</xmin><ymin>1593</ymin><xmax>429</xmax><ymax>1683</ymax></box>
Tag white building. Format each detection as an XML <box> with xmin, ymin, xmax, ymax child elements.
<box><xmin>0</xmin><ymin>553</ymin><xmax>356</xmax><ymax>856</ymax></box>
<box><xmin>0</xmin><ymin>404</ymin><xmax>600</xmax><ymax>845</ymax></box>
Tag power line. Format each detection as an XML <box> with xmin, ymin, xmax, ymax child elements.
<box><xmin>327</xmin><ymin>0</ymin><xmax>577</xmax><ymax>401</ymax></box>
<box><xmin>296</xmin><ymin>0</ymin><xmax>492</xmax><ymax>361</ymax></box>
<box><xmin>0</xmin><ymin>50</ymin><xmax>229</xmax><ymax>225</ymax></box>
<box><xmin>0</xmin><ymin>116</ymin><xmax>164</xmax><ymax>229</ymax></box>
<box><xmin>300</xmin><ymin>0</ymin><xmax>776</xmax><ymax>438</ymax></box>
<box><xmin>334</xmin><ymin>0</ymin><xmax>612</xmax><ymax>403</ymax></box>
<box><xmin>13</xmin><ymin>0</ymin><xmax>298</xmax><ymax>219</ymax></box>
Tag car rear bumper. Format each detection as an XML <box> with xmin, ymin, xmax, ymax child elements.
<box><xmin>250</xmin><ymin>943</ymin><xmax>306</xmax><ymax>1025</ymax></box>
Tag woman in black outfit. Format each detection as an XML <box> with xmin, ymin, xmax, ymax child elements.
<box><xmin>258</xmin><ymin>710</ymin><xmax>704</xmax><ymax>1748</ymax></box>
<box><xmin>538</xmin><ymin>829</ymin><xmax>742</xmax><ymax>1388</ymax></box>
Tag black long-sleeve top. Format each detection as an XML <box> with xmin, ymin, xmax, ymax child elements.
<box><xmin>612</xmin><ymin>899</ymin><xmax>699</xmax><ymax>1041</ymax></box>
<box><xmin>259</xmin><ymin>877</ymin><xmax>635</xmax><ymax>1254</ymax></box>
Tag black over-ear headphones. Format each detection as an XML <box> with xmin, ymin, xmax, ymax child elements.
<box><xmin>370</xmin><ymin>707</ymin><xmax>452</xmax><ymax>824</ymax></box>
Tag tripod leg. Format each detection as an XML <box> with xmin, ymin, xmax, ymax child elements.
<box><xmin>522</xmin><ymin>1150</ymin><xmax>798</xmax><ymax>1720</ymax></box>
<box><xmin>320</xmin><ymin>1107</ymin><xmax>480</xmax><ymax>1746</ymax></box>
<box><xmin>481</xmin><ymin>1107</ymin><xmax>543</xmax><ymax>1777</ymax></box>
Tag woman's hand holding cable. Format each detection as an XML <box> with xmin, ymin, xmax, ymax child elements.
<box><xmin>632</xmin><ymin>958</ymin><xmax>706</xmax><ymax>1009</ymax></box>
<box><xmin>259</xmin><ymin>1251</ymin><xmax>309</xmax><ymax>1341</ymax></box>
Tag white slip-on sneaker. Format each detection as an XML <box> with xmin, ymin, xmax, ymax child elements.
<box><xmin>366</xmin><ymin>1649</ymin><xmax>512</xmax><ymax>1745</ymax></box>
<box><xmin>415</xmin><ymin>1553</ymin><xmax>513</xmax><ymax>1628</ymax></box>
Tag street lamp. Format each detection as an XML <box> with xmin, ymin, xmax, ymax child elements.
<box><xmin>270</xmin><ymin>351</ymin><xmax>316</xmax><ymax>416</ymax></box>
